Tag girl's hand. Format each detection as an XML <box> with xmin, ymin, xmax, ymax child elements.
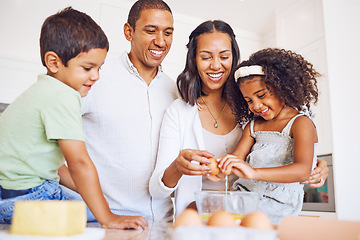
<box><xmin>301</xmin><ymin>158</ymin><xmax>329</xmax><ymax>187</ymax></box>
<box><xmin>175</xmin><ymin>149</ymin><xmax>213</xmax><ymax>176</ymax></box>
<box><xmin>218</xmin><ymin>154</ymin><xmax>256</xmax><ymax>179</ymax></box>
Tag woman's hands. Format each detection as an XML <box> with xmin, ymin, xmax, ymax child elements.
<box><xmin>301</xmin><ymin>158</ymin><xmax>329</xmax><ymax>187</ymax></box>
<box><xmin>174</xmin><ymin>151</ymin><xmax>235</xmax><ymax>182</ymax></box>
<box><xmin>162</xmin><ymin>149</ymin><xmax>214</xmax><ymax>188</ymax></box>
<box><xmin>175</xmin><ymin>149</ymin><xmax>214</xmax><ymax>175</ymax></box>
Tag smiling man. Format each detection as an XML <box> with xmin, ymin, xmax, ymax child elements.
<box><xmin>81</xmin><ymin>0</ymin><xmax>178</xmax><ymax>226</ymax></box>
<box><xmin>125</xmin><ymin>7</ymin><xmax>174</xmax><ymax>84</ymax></box>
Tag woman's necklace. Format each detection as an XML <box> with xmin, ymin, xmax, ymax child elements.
<box><xmin>199</xmin><ymin>96</ymin><xmax>227</xmax><ymax>128</ymax></box>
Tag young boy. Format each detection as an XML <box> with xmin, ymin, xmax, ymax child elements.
<box><xmin>0</xmin><ymin>7</ymin><xmax>147</xmax><ymax>230</ymax></box>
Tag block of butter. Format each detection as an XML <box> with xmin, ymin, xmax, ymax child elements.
<box><xmin>10</xmin><ymin>200</ymin><xmax>86</xmax><ymax>236</ymax></box>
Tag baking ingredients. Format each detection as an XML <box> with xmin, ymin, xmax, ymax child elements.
<box><xmin>10</xmin><ymin>200</ymin><xmax>86</xmax><ymax>236</ymax></box>
<box><xmin>240</xmin><ymin>211</ymin><xmax>273</xmax><ymax>230</ymax></box>
<box><xmin>173</xmin><ymin>209</ymin><xmax>203</xmax><ymax>228</ymax></box>
<box><xmin>207</xmin><ymin>157</ymin><xmax>220</xmax><ymax>175</ymax></box>
<box><xmin>207</xmin><ymin>210</ymin><xmax>237</xmax><ymax>227</ymax></box>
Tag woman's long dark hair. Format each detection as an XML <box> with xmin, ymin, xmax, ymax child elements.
<box><xmin>177</xmin><ymin>20</ymin><xmax>240</xmax><ymax>106</ymax></box>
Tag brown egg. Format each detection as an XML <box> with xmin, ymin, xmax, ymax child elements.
<box><xmin>240</xmin><ymin>211</ymin><xmax>273</xmax><ymax>230</ymax></box>
<box><xmin>207</xmin><ymin>210</ymin><xmax>237</xmax><ymax>227</ymax></box>
<box><xmin>173</xmin><ymin>209</ymin><xmax>203</xmax><ymax>228</ymax></box>
<box><xmin>207</xmin><ymin>157</ymin><xmax>220</xmax><ymax>175</ymax></box>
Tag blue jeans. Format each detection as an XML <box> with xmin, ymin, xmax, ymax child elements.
<box><xmin>0</xmin><ymin>180</ymin><xmax>96</xmax><ymax>224</ymax></box>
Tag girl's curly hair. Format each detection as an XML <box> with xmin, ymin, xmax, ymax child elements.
<box><xmin>227</xmin><ymin>48</ymin><xmax>320</xmax><ymax>127</ymax></box>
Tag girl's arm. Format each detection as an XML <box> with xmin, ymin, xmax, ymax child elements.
<box><xmin>58</xmin><ymin>164</ymin><xmax>77</xmax><ymax>192</ymax></box>
<box><xmin>58</xmin><ymin>139</ymin><xmax>148</xmax><ymax>230</ymax></box>
<box><xmin>221</xmin><ymin>116</ymin><xmax>317</xmax><ymax>183</ymax></box>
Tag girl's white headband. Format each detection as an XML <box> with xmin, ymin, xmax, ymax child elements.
<box><xmin>234</xmin><ymin>65</ymin><xmax>264</xmax><ymax>82</ymax></box>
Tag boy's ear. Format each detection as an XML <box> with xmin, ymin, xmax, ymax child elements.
<box><xmin>124</xmin><ymin>23</ymin><xmax>134</xmax><ymax>41</ymax></box>
<box><xmin>44</xmin><ymin>51</ymin><xmax>62</xmax><ymax>74</ymax></box>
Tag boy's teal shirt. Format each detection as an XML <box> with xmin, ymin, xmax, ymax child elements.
<box><xmin>0</xmin><ymin>74</ymin><xmax>84</xmax><ymax>190</ymax></box>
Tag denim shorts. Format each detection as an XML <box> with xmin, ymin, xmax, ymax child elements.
<box><xmin>0</xmin><ymin>180</ymin><xmax>96</xmax><ymax>224</ymax></box>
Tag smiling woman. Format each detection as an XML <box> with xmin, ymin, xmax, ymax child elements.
<box><xmin>196</xmin><ymin>31</ymin><xmax>232</xmax><ymax>98</ymax></box>
<box><xmin>149</xmin><ymin>20</ymin><xmax>243</xmax><ymax>217</ymax></box>
<box><xmin>195</xmin><ymin>31</ymin><xmax>234</xmax><ymax>132</ymax></box>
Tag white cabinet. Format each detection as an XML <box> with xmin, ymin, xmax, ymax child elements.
<box><xmin>298</xmin><ymin>40</ymin><xmax>333</xmax><ymax>155</ymax></box>
<box><xmin>276</xmin><ymin>0</ymin><xmax>324</xmax><ymax>50</ymax></box>
<box><xmin>274</xmin><ymin>0</ymin><xmax>332</xmax><ymax>155</ymax></box>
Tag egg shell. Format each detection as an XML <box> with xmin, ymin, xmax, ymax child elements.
<box><xmin>207</xmin><ymin>158</ymin><xmax>220</xmax><ymax>175</ymax></box>
<box><xmin>240</xmin><ymin>211</ymin><xmax>273</xmax><ymax>230</ymax></box>
<box><xmin>207</xmin><ymin>210</ymin><xmax>237</xmax><ymax>227</ymax></box>
<box><xmin>173</xmin><ymin>209</ymin><xmax>203</xmax><ymax>228</ymax></box>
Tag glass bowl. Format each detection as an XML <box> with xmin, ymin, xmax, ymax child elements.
<box><xmin>195</xmin><ymin>191</ymin><xmax>259</xmax><ymax>223</ymax></box>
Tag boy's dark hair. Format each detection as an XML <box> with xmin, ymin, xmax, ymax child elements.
<box><xmin>40</xmin><ymin>7</ymin><xmax>109</xmax><ymax>67</ymax></box>
<box><xmin>177</xmin><ymin>20</ymin><xmax>240</xmax><ymax>106</ymax></box>
<box><xmin>127</xmin><ymin>0</ymin><xmax>172</xmax><ymax>30</ymax></box>
<box><xmin>228</xmin><ymin>48</ymin><xmax>320</xmax><ymax>126</ymax></box>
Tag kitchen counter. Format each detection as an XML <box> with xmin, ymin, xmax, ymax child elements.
<box><xmin>0</xmin><ymin>222</ymin><xmax>173</xmax><ymax>240</ymax></box>
<box><xmin>2</xmin><ymin>216</ymin><xmax>360</xmax><ymax>240</ymax></box>
<box><xmin>88</xmin><ymin>222</ymin><xmax>173</xmax><ymax>240</ymax></box>
<box><xmin>0</xmin><ymin>222</ymin><xmax>278</xmax><ymax>240</ymax></box>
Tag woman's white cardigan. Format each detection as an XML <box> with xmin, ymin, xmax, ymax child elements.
<box><xmin>149</xmin><ymin>98</ymin><xmax>205</xmax><ymax>216</ymax></box>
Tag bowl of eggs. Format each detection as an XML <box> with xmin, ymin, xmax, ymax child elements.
<box><xmin>194</xmin><ymin>191</ymin><xmax>259</xmax><ymax>224</ymax></box>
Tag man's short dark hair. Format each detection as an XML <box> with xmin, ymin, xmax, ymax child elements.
<box><xmin>127</xmin><ymin>0</ymin><xmax>172</xmax><ymax>30</ymax></box>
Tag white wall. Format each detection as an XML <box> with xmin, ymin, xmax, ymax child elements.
<box><xmin>274</xmin><ymin>0</ymin><xmax>333</xmax><ymax>156</ymax></box>
<box><xmin>0</xmin><ymin>0</ymin><xmax>262</xmax><ymax>103</ymax></box>
<box><xmin>322</xmin><ymin>0</ymin><xmax>360</xmax><ymax>221</ymax></box>
<box><xmin>0</xmin><ymin>0</ymin><xmax>101</xmax><ymax>103</ymax></box>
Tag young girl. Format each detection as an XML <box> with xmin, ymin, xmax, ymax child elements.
<box><xmin>218</xmin><ymin>48</ymin><xmax>320</xmax><ymax>224</ymax></box>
